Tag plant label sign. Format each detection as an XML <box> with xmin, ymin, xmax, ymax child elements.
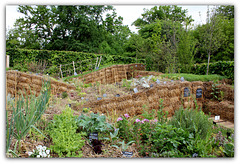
<box><xmin>180</xmin><ymin>77</ymin><xmax>184</xmax><ymax>82</ymax></box>
<box><xmin>156</xmin><ymin>79</ymin><xmax>160</xmax><ymax>84</ymax></box>
<box><xmin>133</xmin><ymin>88</ymin><xmax>138</xmax><ymax>93</ymax></box>
<box><xmin>89</xmin><ymin>132</ymin><xmax>98</xmax><ymax>141</ymax></box>
<box><xmin>196</xmin><ymin>88</ymin><xmax>203</xmax><ymax>98</ymax></box>
<box><xmin>184</xmin><ymin>87</ymin><xmax>190</xmax><ymax>97</ymax></box>
<box><xmin>122</xmin><ymin>151</ymin><xmax>133</xmax><ymax>158</ymax></box>
<box><xmin>215</xmin><ymin>116</ymin><xmax>220</xmax><ymax>121</ymax></box>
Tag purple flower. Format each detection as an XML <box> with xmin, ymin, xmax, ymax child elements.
<box><xmin>143</xmin><ymin>119</ymin><xmax>149</xmax><ymax>122</ymax></box>
<box><xmin>136</xmin><ymin>119</ymin><xmax>141</xmax><ymax>123</ymax></box>
<box><xmin>124</xmin><ymin>114</ymin><xmax>130</xmax><ymax>118</ymax></box>
<box><xmin>154</xmin><ymin>119</ymin><xmax>158</xmax><ymax>122</ymax></box>
<box><xmin>141</xmin><ymin>120</ymin><xmax>145</xmax><ymax>124</ymax></box>
<box><xmin>117</xmin><ymin>117</ymin><xmax>123</xmax><ymax>122</ymax></box>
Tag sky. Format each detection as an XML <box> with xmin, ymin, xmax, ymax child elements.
<box><xmin>6</xmin><ymin>5</ymin><xmax>213</xmax><ymax>33</ymax></box>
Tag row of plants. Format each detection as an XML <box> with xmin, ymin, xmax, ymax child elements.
<box><xmin>190</xmin><ymin>61</ymin><xmax>234</xmax><ymax>82</ymax></box>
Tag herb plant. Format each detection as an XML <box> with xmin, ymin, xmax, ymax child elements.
<box><xmin>77</xmin><ymin>112</ymin><xmax>113</xmax><ymax>134</ymax></box>
<box><xmin>48</xmin><ymin>106</ymin><xmax>86</xmax><ymax>157</ymax></box>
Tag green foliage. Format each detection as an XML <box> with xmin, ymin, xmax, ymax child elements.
<box><xmin>48</xmin><ymin>106</ymin><xmax>86</xmax><ymax>157</ymax></box>
<box><xmin>77</xmin><ymin>112</ymin><xmax>113</xmax><ymax>134</ymax></box>
<box><xmin>168</xmin><ymin>107</ymin><xmax>212</xmax><ymax>139</ymax></box>
<box><xmin>61</xmin><ymin>91</ymin><xmax>68</xmax><ymax>99</ymax></box>
<box><xmin>7</xmin><ymin>82</ymin><xmax>51</xmax><ymax>153</ymax></box>
<box><xmin>161</xmin><ymin>73</ymin><xmax>225</xmax><ymax>82</ymax></box>
<box><xmin>191</xmin><ymin>61</ymin><xmax>234</xmax><ymax>82</ymax></box>
<box><xmin>150</xmin><ymin>123</ymin><xmax>189</xmax><ymax>157</ymax></box>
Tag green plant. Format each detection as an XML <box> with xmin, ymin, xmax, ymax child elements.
<box><xmin>48</xmin><ymin>106</ymin><xmax>86</xmax><ymax>157</ymax></box>
<box><xmin>157</xmin><ymin>98</ymin><xmax>168</xmax><ymax>123</ymax></box>
<box><xmin>61</xmin><ymin>91</ymin><xmax>68</xmax><ymax>99</ymax></box>
<box><xmin>112</xmin><ymin>140</ymin><xmax>135</xmax><ymax>151</ymax></box>
<box><xmin>7</xmin><ymin>82</ymin><xmax>50</xmax><ymax>153</ymax></box>
<box><xmin>103</xmin><ymin>128</ymin><xmax>119</xmax><ymax>144</ymax></box>
<box><xmin>221</xmin><ymin>139</ymin><xmax>234</xmax><ymax>157</ymax></box>
<box><xmin>169</xmin><ymin>106</ymin><xmax>212</xmax><ymax>139</ymax></box>
<box><xmin>150</xmin><ymin>123</ymin><xmax>189</xmax><ymax>157</ymax></box>
<box><xmin>77</xmin><ymin>112</ymin><xmax>113</xmax><ymax>134</ymax></box>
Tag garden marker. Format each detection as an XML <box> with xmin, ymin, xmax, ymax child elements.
<box><xmin>133</xmin><ymin>88</ymin><xmax>138</xmax><ymax>93</ymax></box>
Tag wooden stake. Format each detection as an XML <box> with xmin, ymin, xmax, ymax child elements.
<box><xmin>73</xmin><ymin>61</ymin><xmax>76</xmax><ymax>74</ymax></box>
<box><xmin>60</xmin><ymin>65</ymin><xmax>63</xmax><ymax>78</ymax></box>
<box><xmin>124</xmin><ymin>65</ymin><xmax>127</xmax><ymax>80</ymax></box>
<box><xmin>95</xmin><ymin>57</ymin><xmax>99</xmax><ymax>69</ymax></box>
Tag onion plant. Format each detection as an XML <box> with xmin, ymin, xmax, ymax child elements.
<box><xmin>6</xmin><ymin>81</ymin><xmax>51</xmax><ymax>154</ymax></box>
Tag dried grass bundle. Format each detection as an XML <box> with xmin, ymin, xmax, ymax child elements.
<box><xmin>203</xmin><ymin>82</ymin><xmax>213</xmax><ymax>99</ymax></box>
<box><xmin>7</xmin><ymin>79</ymin><xmax>17</xmax><ymax>88</ymax></box>
<box><xmin>132</xmin><ymin>92</ymin><xmax>148</xmax><ymax>101</ymax></box>
<box><xmin>32</xmin><ymin>78</ymin><xmax>42</xmax><ymax>86</ymax></box>
<box><xmin>218</xmin><ymin>84</ymin><xmax>234</xmax><ymax>101</ymax></box>
<box><xmin>18</xmin><ymin>76</ymin><xmax>31</xmax><ymax>83</ymax></box>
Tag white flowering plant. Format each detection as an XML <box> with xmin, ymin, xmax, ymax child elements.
<box><xmin>28</xmin><ymin>145</ymin><xmax>50</xmax><ymax>158</ymax></box>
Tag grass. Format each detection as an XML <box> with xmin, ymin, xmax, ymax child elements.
<box><xmin>160</xmin><ymin>73</ymin><xmax>226</xmax><ymax>82</ymax></box>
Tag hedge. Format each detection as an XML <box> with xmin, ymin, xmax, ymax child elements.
<box><xmin>6</xmin><ymin>48</ymin><xmax>145</xmax><ymax>76</ymax></box>
<box><xmin>191</xmin><ymin>61</ymin><xmax>234</xmax><ymax>82</ymax></box>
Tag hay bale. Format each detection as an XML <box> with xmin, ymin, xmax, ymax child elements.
<box><xmin>203</xmin><ymin>82</ymin><xmax>213</xmax><ymax>99</ymax></box>
<box><xmin>133</xmin><ymin>100</ymin><xmax>147</xmax><ymax>108</ymax></box>
<box><xmin>7</xmin><ymin>79</ymin><xmax>17</xmax><ymax>88</ymax></box>
<box><xmin>17</xmin><ymin>82</ymin><xmax>31</xmax><ymax>90</ymax></box>
<box><xmin>18</xmin><ymin>76</ymin><xmax>31</xmax><ymax>83</ymax></box>
<box><xmin>157</xmin><ymin>87</ymin><xmax>168</xmax><ymax>98</ymax></box>
<box><xmin>145</xmin><ymin>87</ymin><xmax>158</xmax><ymax>97</ymax></box>
<box><xmin>132</xmin><ymin>92</ymin><xmax>148</xmax><ymax>101</ymax></box>
<box><xmin>6</xmin><ymin>72</ymin><xmax>18</xmax><ymax>81</ymax></box>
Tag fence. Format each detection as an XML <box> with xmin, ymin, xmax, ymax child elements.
<box><xmin>59</xmin><ymin>56</ymin><xmax>146</xmax><ymax>78</ymax></box>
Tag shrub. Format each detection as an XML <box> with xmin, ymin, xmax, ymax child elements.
<box><xmin>168</xmin><ymin>107</ymin><xmax>212</xmax><ymax>139</ymax></box>
<box><xmin>191</xmin><ymin>61</ymin><xmax>234</xmax><ymax>82</ymax></box>
<box><xmin>48</xmin><ymin>106</ymin><xmax>86</xmax><ymax>157</ymax></box>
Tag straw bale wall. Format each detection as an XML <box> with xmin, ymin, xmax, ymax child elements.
<box><xmin>75</xmin><ymin>81</ymin><xmax>208</xmax><ymax>117</ymax></box>
<box><xmin>74</xmin><ymin>78</ymin><xmax>234</xmax><ymax>122</ymax></box>
<box><xmin>77</xmin><ymin>63</ymin><xmax>148</xmax><ymax>84</ymax></box>
<box><xmin>6</xmin><ymin>70</ymin><xmax>76</xmax><ymax>97</ymax></box>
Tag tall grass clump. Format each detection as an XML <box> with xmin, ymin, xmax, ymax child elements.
<box><xmin>6</xmin><ymin>81</ymin><xmax>51</xmax><ymax>154</ymax></box>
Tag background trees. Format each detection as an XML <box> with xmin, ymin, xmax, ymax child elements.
<box><xmin>6</xmin><ymin>5</ymin><xmax>234</xmax><ymax>74</ymax></box>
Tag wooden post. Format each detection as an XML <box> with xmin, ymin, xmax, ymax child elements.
<box><xmin>95</xmin><ymin>57</ymin><xmax>99</xmax><ymax>69</ymax></box>
<box><xmin>60</xmin><ymin>65</ymin><xmax>63</xmax><ymax>78</ymax></box>
<box><xmin>97</xmin><ymin>56</ymin><xmax>102</xmax><ymax>68</ymax></box>
<box><xmin>124</xmin><ymin>65</ymin><xmax>127</xmax><ymax>79</ymax></box>
<box><xmin>73</xmin><ymin>61</ymin><xmax>76</xmax><ymax>74</ymax></box>
<box><xmin>6</xmin><ymin>55</ymin><xmax>9</xmax><ymax>68</ymax></box>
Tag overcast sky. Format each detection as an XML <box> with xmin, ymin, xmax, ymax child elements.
<box><xmin>6</xmin><ymin>5</ymin><xmax>213</xmax><ymax>33</ymax></box>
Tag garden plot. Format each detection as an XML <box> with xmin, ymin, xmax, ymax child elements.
<box><xmin>6</xmin><ymin>70</ymin><xmax>234</xmax><ymax>158</ymax></box>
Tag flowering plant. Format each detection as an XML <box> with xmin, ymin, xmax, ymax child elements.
<box><xmin>28</xmin><ymin>145</ymin><xmax>50</xmax><ymax>158</ymax></box>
